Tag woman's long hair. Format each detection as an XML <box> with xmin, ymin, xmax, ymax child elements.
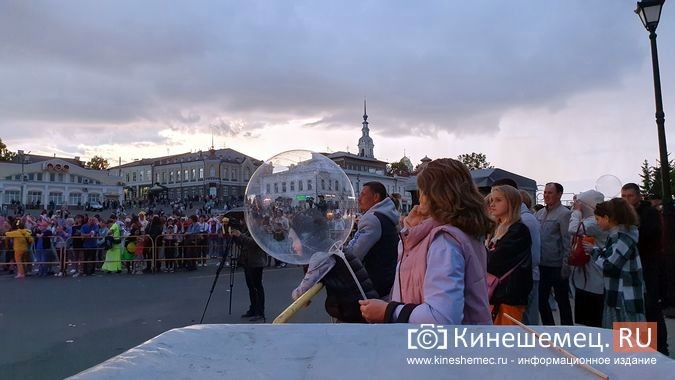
<box><xmin>416</xmin><ymin>158</ymin><xmax>494</xmax><ymax>238</ymax></box>
<box><xmin>489</xmin><ymin>185</ymin><xmax>522</xmax><ymax>242</ymax></box>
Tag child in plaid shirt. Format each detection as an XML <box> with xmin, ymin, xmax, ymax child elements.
<box><xmin>585</xmin><ymin>198</ymin><xmax>646</xmax><ymax>328</ymax></box>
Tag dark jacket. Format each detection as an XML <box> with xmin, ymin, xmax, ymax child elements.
<box><xmin>322</xmin><ymin>252</ymin><xmax>379</xmax><ymax>323</ymax></box>
<box><xmin>236</xmin><ymin>233</ymin><xmax>267</xmax><ymax>268</ymax></box>
<box><xmin>635</xmin><ymin>200</ymin><xmax>662</xmax><ymax>263</ymax></box>
<box><xmin>487</xmin><ymin>222</ymin><xmax>532</xmax><ymax>306</ymax></box>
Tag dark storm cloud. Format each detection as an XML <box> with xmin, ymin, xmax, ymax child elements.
<box><xmin>0</xmin><ymin>0</ymin><xmax>655</xmax><ymax>142</ymax></box>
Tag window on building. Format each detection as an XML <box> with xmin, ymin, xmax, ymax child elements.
<box><xmin>266</xmin><ymin>184</ymin><xmax>271</xmax><ymax>193</ymax></box>
<box><xmin>192</xmin><ymin>168</ymin><xmax>196</xmax><ymax>181</ymax></box>
<box><xmin>210</xmin><ymin>167</ymin><xmax>215</xmax><ymax>177</ymax></box>
<box><xmin>321</xmin><ymin>179</ymin><xmax>325</xmax><ymax>191</ymax></box>
<box><xmin>147</xmin><ymin>170</ymin><xmax>151</xmax><ymax>180</ymax></box>
<box><xmin>299</xmin><ymin>181</ymin><xmax>303</xmax><ymax>191</ymax></box>
<box><xmin>274</xmin><ymin>183</ymin><xmax>279</xmax><ymax>193</ymax></box>
<box><xmin>57</xmin><ymin>173</ymin><xmax>64</xmax><ymax>182</ymax></box>
<box><xmin>282</xmin><ymin>182</ymin><xmax>287</xmax><ymax>192</ymax></box>
<box><xmin>49</xmin><ymin>173</ymin><xmax>55</xmax><ymax>182</ymax></box>
<box><xmin>308</xmin><ymin>180</ymin><xmax>312</xmax><ymax>190</ymax></box>
<box><xmin>161</xmin><ymin>172</ymin><xmax>166</xmax><ymax>183</ymax></box>
<box><xmin>231</xmin><ymin>168</ymin><xmax>237</xmax><ymax>181</ymax></box>
<box><xmin>132</xmin><ymin>172</ymin><xmax>137</xmax><ymax>182</ymax></box>
<box><xmin>28</xmin><ymin>173</ymin><xmax>34</xmax><ymax>181</ymax></box>
<box><xmin>4</xmin><ymin>190</ymin><xmax>20</xmax><ymax>204</ymax></box>
<box><xmin>88</xmin><ymin>194</ymin><xmax>100</xmax><ymax>203</ymax></box>
<box><xmin>290</xmin><ymin>181</ymin><xmax>295</xmax><ymax>191</ymax></box>
<box><xmin>335</xmin><ymin>180</ymin><xmax>339</xmax><ymax>191</ymax></box>
<box><xmin>169</xmin><ymin>171</ymin><xmax>174</xmax><ymax>183</ymax></box>
<box><xmin>184</xmin><ymin>169</ymin><xmax>188</xmax><ymax>182</ymax></box>
<box><xmin>69</xmin><ymin>193</ymin><xmax>82</xmax><ymax>206</ymax></box>
<box><xmin>221</xmin><ymin>167</ymin><xmax>227</xmax><ymax>180</ymax></box>
<box><xmin>140</xmin><ymin>171</ymin><xmax>144</xmax><ymax>181</ymax></box>
<box><xmin>177</xmin><ymin>170</ymin><xmax>181</xmax><ymax>182</ymax></box>
<box><xmin>199</xmin><ymin>168</ymin><xmax>204</xmax><ymax>180</ymax></box>
<box><xmin>77</xmin><ymin>175</ymin><xmax>82</xmax><ymax>183</ymax></box>
<box><xmin>27</xmin><ymin>191</ymin><xmax>41</xmax><ymax>204</ymax></box>
<box><xmin>37</xmin><ymin>173</ymin><xmax>43</xmax><ymax>181</ymax></box>
<box><xmin>48</xmin><ymin>192</ymin><xmax>64</xmax><ymax>205</ymax></box>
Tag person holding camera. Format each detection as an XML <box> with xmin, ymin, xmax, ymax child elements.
<box><xmin>231</xmin><ymin>221</ymin><xmax>267</xmax><ymax>322</ymax></box>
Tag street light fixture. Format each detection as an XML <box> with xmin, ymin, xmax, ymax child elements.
<box><xmin>635</xmin><ymin>0</ymin><xmax>672</xmax><ymax>210</ymax></box>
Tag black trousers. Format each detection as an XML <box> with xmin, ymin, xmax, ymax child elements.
<box><xmin>83</xmin><ymin>248</ymin><xmax>96</xmax><ymax>275</ymax></box>
<box><xmin>244</xmin><ymin>267</ymin><xmax>265</xmax><ymax>315</ymax></box>
<box><xmin>644</xmin><ymin>261</ymin><xmax>669</xmax><ymax>355</ymax></box>
<box><xmin>538</xmin><ymin>265</ymin><xmax>573</xmax><ymax>325</ymax></box>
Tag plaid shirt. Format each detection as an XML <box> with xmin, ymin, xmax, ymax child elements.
<box><xmin>592</xmin><ymin>226</ymin><xmax>645</xmax><ymax>314</ymax></box>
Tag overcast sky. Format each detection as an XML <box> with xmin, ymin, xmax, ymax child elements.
<box><xmin>1</xmin><ymin>0</ymin><xmax>674</xmax><ymax>198</ymax></box>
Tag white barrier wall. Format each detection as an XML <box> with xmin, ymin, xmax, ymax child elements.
<box><xmin>71</xmin><ymin>324</ymin><xmax>674</xmax><ymax>379</ymax></box>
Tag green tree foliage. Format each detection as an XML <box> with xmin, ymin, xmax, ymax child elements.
<box><xmin>639</xmin><ymin>160</ymin><xmax>654</xmax><ymax>197</ymax></box>
<box><xmin>457</xmin><ymin>152</ymin><xmax>493</xmax><ymax>170</ymax></box>
<box><xmin>387</xmin><ymin>160</ymin><xmax>412</xmax><ymax>177</ymax></box>
<box><xmin>639</xmin><ymin>157</ymin><xmax>674</xmax><ymax>199</ymax></box>
<box><xmin>0</xmin><ymin>138</ymin><xmax>16</xmax><ymax>161</ymax></box>
<box><xmin>86</xmin><ymin>155</ymin><xmax>110</xmax><ymax>170</ymax></box>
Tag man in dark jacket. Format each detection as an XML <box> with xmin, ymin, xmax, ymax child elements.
<box><xmin>621</xmin><ymin>183</ymin><xmax>669</xmax><ymax>355</ymax></box>
<box><xmin>343</xmin><ymin>181</ymin><xmax>400</xmax><ymax>298</ymax></box>
<box><xmin>232</xmin><ymin>221</ymin><xmax>267</xmax><ymax>322</ymax></box>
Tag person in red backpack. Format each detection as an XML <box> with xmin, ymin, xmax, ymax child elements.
<box><xmin>569</xmin><ymin>190</ymin><xmax>607</xmax><ymax>327</ymax></box>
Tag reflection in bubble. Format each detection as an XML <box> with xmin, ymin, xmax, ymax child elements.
<box><xmin>244</xmin><ymin>150</ymin><xmax>357</xmax><ymax>265</ymax></box>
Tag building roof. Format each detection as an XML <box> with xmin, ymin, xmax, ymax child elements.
<box><xmin>403</xmin><ymin>168</ymin><xmax>537</xmax><ymax>192</ymax></box>
<box><xmin>324</xmin><ymin>151</ymin><xmax>387</xmax><ymax>164</ymax></box>
<box><xmin>109</xmin><ymin>148</ymin><xmax>261</xmax><ymax>169</ymax></box>
<box><xmin>470</xmin><ymin>168</ymin><xmax>537</xmax><ymax>191</ymax></box>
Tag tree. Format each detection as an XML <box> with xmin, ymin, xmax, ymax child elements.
<box><xmin>387</xmin><ymin>160</ymin><xmax>412</xmax><ymax>177</ymax></box>
<box><xmin>457</xmin><ymin>152</ymin><xmax>493</xmax><ymax>170</ymax></box>
<box><xmin>639</xmin><ymin>157</ymin><xmax>675</xmax><ymax>199</ymax></box>
<box><xmin>639</xmin><ymin>159</ymin><xmax>654</xmax><ymax>197</ymax></box>
<box><xmin>0</xmin><ymin>138</ymin><xmax>16</xmax><ymax>161</ymax></box>
<box><xmin>86</xmin><ymin>155</ymin><xmax>110</xmax><ymax>170</ymax></box>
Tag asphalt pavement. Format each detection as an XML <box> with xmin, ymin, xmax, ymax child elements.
<box><xmin>0</xmin><ymin>262</ymin><xmax>328</xmax><ymax>380</ymax></box>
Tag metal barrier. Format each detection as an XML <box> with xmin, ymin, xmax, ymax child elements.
<box><xmin>0</xmin><ymin>235</ymin><xmax>67</xmax><ymax>276</ymax></box>
<box><xmin>1</xmin><ymin>230</ymin><xmax>246</xmax><ymax>277</ymax></box>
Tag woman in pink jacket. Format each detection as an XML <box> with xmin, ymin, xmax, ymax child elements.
<box><xmin>360</xmin><ymin>158</ymin><xmax>493</xmax><ymax>324</ymax></box>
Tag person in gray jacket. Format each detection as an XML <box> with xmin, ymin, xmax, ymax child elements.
<box><xmin>343</xmin><ymin>181</ymin><xmax>400</xmax><ymax>298</ymax></box>
<box><xmin>535</xmin><ymin>182</ymin><xmax>572</xmax><ymax>325</ymax></box>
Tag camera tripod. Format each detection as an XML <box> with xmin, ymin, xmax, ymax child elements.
<box><xmin>199</xmin><ymin>235</ymin><xmax>238</xmax><ymax>323</ymax></box>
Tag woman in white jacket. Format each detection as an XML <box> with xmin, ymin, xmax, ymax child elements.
<box><xmin>569</xmin><ymin>190</ymin><xmax>607</xmax><ymax>327</ymax></box>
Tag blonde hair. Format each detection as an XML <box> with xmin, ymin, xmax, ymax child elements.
<box><xmin>490</xmin><ymin>185</ymin><xmax>522</xmax><ymax>241</ymax></box>
<box><xmin>519</xmin><ymin>190</ymin><xmax>533</xmax><ymax>210</ymax></box>
<box><xmin>416</xmin><ymin>158</ymin><xmax>494</xmax><ymax>238</ymax></box>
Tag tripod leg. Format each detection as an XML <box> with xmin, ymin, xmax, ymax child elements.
<box><xmin>199</xmin><ymin>251</ymin><xmax>228</xmax><ymax>324</ymax></box>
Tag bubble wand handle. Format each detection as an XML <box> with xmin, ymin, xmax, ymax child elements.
<box><xmin>273</xmin><ymin>283</ymin><xmax>324</xmax><ymax>324</ymax></box>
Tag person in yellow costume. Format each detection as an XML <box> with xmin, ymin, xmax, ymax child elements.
<box><xmin>101</xmin><ymin>215</ymin><xmax>122</xmax><ymax>273</ymax></box>
<box><xmin>6</xmin><ymin>220</ymin><xmax>33</xmax><ymax>278</ymax></box>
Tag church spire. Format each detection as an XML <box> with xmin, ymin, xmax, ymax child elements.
<box><xmin>363</xmin><ymin>98</ymin><xmax>368</xmax><ymax>121</ymax></box>
<box><xmin>358</xmin><ymin>98</ymin><xmax>375</xmax><ymax>158</ymax></box>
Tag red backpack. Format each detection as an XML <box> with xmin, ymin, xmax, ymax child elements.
<box><xmin>568</xmin><ymin>223</ymin><xmax>590</xmax><ymax>267</ymax></box>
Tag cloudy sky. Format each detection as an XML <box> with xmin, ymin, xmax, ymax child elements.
<box><xmin>1</xmin><ymin>0</ymin><xmax>673</xmax><ymax>197</ymax></box>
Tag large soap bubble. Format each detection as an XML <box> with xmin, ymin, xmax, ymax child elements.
<box><xmin>595</xmin><ymin>174</ymin><xmax>622</xmax><ymax>198</ymax></box>
<box><xmin>244</xmin><ymin>150</ymin><xmax>357</xmax><ymax>265</ymax></box>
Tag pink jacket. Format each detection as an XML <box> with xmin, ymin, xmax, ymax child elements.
<box><xmin>394</xmin><ymin>218</ymin><xmax>491</xmax><ymax>324</ymax></box>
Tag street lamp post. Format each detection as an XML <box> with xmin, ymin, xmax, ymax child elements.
<box><xmin>636</xmin><ymin>0</ymin><xmax>675</xmax><ymax>310</ymax></box>
<box><xmin>17</xmin><ymin>150</ymin><xmax>30</xmax><ymax>207</ymax></box>
<box><xmin>635</xmin><ymin>0</ymin><xmax>672</xmax><ymax>210</ymax></box>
